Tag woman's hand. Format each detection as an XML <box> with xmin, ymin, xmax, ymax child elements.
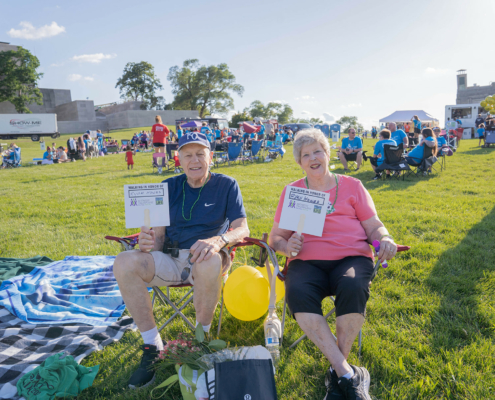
<box><xmin>287</xmin><ymin>232</ymin><xmax>304</xmax><ymax>256</ymax></box>
<box><xmin>139</xmin><ymin>226</ymin><xmax>155</xmax><ymax>252</ymax></box>
<box><xmin>378</xmin><ymin>236</ymin><xmax>397</xmax><ymax>263</ymax></box>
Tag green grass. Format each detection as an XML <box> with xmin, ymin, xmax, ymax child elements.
<box><xmin>1</xmin><ymin>132</ymin><xmax>494</xmax><ymax>399</ymax></box>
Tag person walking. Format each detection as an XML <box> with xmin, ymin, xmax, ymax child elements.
<box><xmin>150</xmin><ymin>115</ymin><xmax>170</xmax><ymax>174</ymax></box>
<box><xmin>125</xmin><ymin>144</ymin><xmax>135</xmax><ymax>170</ymax></box>
<box><xmin>411</xmin><ymin>115</ymin><xmax>421</xmax><ymax>146</ymax></box>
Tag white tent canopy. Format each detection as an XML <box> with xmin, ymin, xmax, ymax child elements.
<box><xmin>379</xmin><ymin>110</ymin><xmax>439</xmax><ymax>123</ymax></box>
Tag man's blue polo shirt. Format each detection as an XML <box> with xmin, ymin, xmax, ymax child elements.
<box><xmin>341</xmin><ymin>137</ymin><xmax>362</xmax><ymax>150</ymax></box>
<box><xmin>162</xmin><ymin>173</ymin><xmax>246</xmax><ymax>249</ymax></box>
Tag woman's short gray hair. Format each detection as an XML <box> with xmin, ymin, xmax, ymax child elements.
<box><xmin>293</xmin><ymin>128</ymin><xmax>330</xmax><ymax>164</ymax></box>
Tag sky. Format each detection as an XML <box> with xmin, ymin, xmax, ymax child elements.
<box><xmin>2</xmin><ymin>0</ymin><xmax>495</xmax><ymax>128</ymax></box>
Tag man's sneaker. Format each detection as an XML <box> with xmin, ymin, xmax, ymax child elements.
<box><xmin>337</xmin><ymin>365</ymin><xmax>371</xmax><ymax>400</ymax></box>
<box><xmin>372</xmin><ymin>173</ymin><xmax>381</xmax><ymax>180</ymax></box>
<box><xmin>128</xmin><ymin>344</ymin><xmax>159</xmax><ymax>389</ymax></box>
<box><xmin>324</xmin><ymin>368</ymin><xmax>345</xmax><ymax>399</ymax></box>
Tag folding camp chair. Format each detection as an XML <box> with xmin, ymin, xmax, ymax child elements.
<box><xmin>152</xmin><ymin>153</ymin><xmax>168</xmax><ymax>173</ymax></box>
<box><xmin>406</xmin><ymin>145</ymin><xmax>438</xmax><ymax>177</ymax></box>
<box><xmin>250</xmin><ymin>140</ymin><xmax>263</xmax><ymax>161</ymax></box>
<box><xmin>279</xmin><ymin>244</ymin><xmax>411</xmax><ymax>357</ymax></box>
<box><xmin>227</xmin><ymin>142</ymin><xmax>244</xmax><ymax>166</ymax></box>
<box><xmin>104</xmin><ymin>233</ymin><xmax>278</xmax><ymax>336</ymax></box>
<box><xmin>375</xmin><ymin>144</ymin><xmax>410</xmax><ymax>180</ymax></box>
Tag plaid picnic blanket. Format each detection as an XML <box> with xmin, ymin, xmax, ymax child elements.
<box><xmin>0</xmin><ymin>306</ymin><xmax>136</xmax><ymax>399</ymax></box>
<box><xmin>0</xmin><ymin>256</ymin><xmax>137</xmax><ymax>326</ymax></box>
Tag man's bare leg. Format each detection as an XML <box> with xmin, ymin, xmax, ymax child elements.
<box><xmin>193</xmin><ymin>253</ymin><xmax>222</xmax><ymax>326</ymax></box>
<box><xmin>113</xmin><ymin>250</ymin><xmax>156</xmax><ymax>332</ymax></box>
<box><xmin>356</xmin><ymin>152</ymin><xmax>362</xmax><ymax>169</ymax></box>
<box><xmin>338</xmin><ymin>152</ymin><xmax>349</xmax><ymax>169</ymax></box>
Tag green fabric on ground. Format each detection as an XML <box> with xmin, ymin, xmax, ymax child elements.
<box><xmin>0</xmin><ymin>256</ymin><xmax>53</xmax><ymax>285</ymax></box>
<box><xmin>16</xmin><ymin>352</ymin><xmax>99</xmax><ymax>400</ymax></box>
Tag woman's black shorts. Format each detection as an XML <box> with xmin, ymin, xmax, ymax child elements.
<box><xmin>153</xmin><ymin>142</ymin><xmax>165</xmax><ymax>147</ymax></box>
<box><xmin>414</xmin><ymin>127</ymin><xmax>421</xmax><ymax>134</ymax></box>
<box><xmin>285</xmin><ymin>256</ymin><xmax>374</xmax><ymax>318</ymax></box>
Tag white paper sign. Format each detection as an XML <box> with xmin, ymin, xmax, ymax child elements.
<box><xmin>331</xmin><ymin>130</ymin><xmax>339</xmax><ymax>142</ymax></box>
<box><xmin>279</xmin><ymin>186</ymin><xmax>330</xmax><ymax>237</ymax></box>
<box><xmin>124</xmin><ymin>183</ymin><xmax>170</xmax><ymax>228</ymax></box>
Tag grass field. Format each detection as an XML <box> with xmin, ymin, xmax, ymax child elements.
<box><xmin>1</xmin><ymin>131</ymin><xmax>494</xmax><ymax>399</ymax></box>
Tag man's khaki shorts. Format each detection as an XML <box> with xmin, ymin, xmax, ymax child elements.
<box><xmin>147</xmin><ymin>248</ymin><xmax>231</xmax><ymax>287</ymax></box>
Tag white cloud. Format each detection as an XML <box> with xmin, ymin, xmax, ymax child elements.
<box><xmin>72</xmin><ymin>53</ymin><xmax>116</xmax><ymax>63</ymax></box>
<box><xmin>68</xmin><ymin>74</ymin><xmax>93</xmax><ymax>82</ymax></box>
<box><xmin>272</xmin><ymin>100</ymin><xmax>287</xmax><ymax>104</ymax></box>
<box><xmin>301</xmin><ymin>110</ymin><xmax>311</xmax><ymax>115</ymax></box>
<box><xmin>301</xmin><ymin>95</ymin><xmax>314</xmax><ymax>100</ymax></box>
<box><xmin>341</xmin><ymin>103</ymin><xmax>362</xmax><ymax>108</ymax></box>
<box><xmin>322</xmin><ymin>113</ymin><xmax>335</xmax><ymax>122</ymax></box>
<box><xmin>425</xmin><ymin>67</ymin><xmax>450</xmax><ymax>75</ymax></box>
<box><xmin>7</xmin><ymin>21</ymin><xmax>65</xmax><ymax>40</ymax></box>
<box><xmin>50</xmin><ymin>62</ymin><xmax>64</xmax><ymax>67</ymax></box>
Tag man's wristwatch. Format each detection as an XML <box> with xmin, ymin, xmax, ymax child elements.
<box><xmin>220</xmin><ymin>234</ymin><xmax>230</xmax><ymax>248</ymax></box>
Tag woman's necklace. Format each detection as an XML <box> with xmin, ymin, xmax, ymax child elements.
<box><xmin>182</xmin><ymin>173</ymin><xmax>211</xmax><ymax>221</ymax></box>
<box><xmin>305</xmin><ymin>172</ymin><xmax>339</xmax><ymax>209</ymax></box>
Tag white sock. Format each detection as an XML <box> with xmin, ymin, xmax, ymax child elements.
<box><xmin>141</xmin><ymin>326</ymin><xmax>164</xmax><ymax>350</ymax></box>
<box><xmin>195</xmin><ymin>320</ymin><xmax>211</xmax><ymax>333</ymax></box>
<box><xmin>342</xmin><ymin>367</ymin><xmax>354</xmax><ymax>380</ymax></box>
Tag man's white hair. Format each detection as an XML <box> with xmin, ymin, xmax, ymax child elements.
<box><xmin>293</xmin><ymin>128</ymin><xmax>330</xmax><ymax>164</ymax></box>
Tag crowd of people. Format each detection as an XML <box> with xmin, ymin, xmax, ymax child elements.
<box><xmin>338</xmin><ymin>115</ymin><xmax>455</xmax><ymax>180</ymax></box>
<box><xmin>1</xmin><ymin>143</ymin><xmax>20</xmax><ymax>168</ymax></box>
<box><xmin>475</xmin><ymin>112</ymin><xmax>494</xmax><ymax>147</ymax></box>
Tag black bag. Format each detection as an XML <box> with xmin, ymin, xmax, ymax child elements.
<box><xmin>206</xmin><ymin>359</ymin><xmax>278</xmax><ymax>400</ymax></box>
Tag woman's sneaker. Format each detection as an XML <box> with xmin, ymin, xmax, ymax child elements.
<box><xmin>324</xmin><ymin>368</ymin><xmax>345</xmax><ymax>399</ymax></box>
<box><xmin>337</xmin><ymin>365</ymin><xmax>371</xmax><ymax>400</ymax></box>
<box><xmin>128</xmin><ymin>344</ymin><xmax>159</xmax><ymax>389</ymax></box>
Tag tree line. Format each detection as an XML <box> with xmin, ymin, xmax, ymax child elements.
<box><xmin>0</xmin><ymin>47</ymin><xmax>363</xmax><ymax>131</ymax></box>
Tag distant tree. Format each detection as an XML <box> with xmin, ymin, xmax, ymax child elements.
<box><xmin>146</xmin><ymin>96</ymin><xmax>167</xmax><ymax>110</ymax></box>
<box><xmin>230</xmin><ymin>111</ymin><xmax>251</xmax><ymax>128</ymax></box>
<box><xmin>277</xmin><ymin>104</ymin><xmax>294</xmax><ymax>124</ymax></box>
<box><xmin>115</xmin><ymin>62</ymin><xmax>163</xmax><ymax>108</ymax></box>
<box><xmin>309</xmin><ymin>117</ymin><xmax>323</xmax><ymax>125</ymax></box>
<box><xmin>336</xmin><ymin>115</ymin><xmax>363</xmax><ymax>133</ymax></box>
<box><xmin>168</xmin><ymin>59</ymin><xmax>244</xmax><ymax>118</ymax></box>
<box><xmin>244</xmin><ymin>101</ymin><xmax>292</xmax><ymax>122</ymax></box>
<box><xmin>0</xmin><ymin>47</ymin><xmax>43</xmax><ymax>114</ymax></box>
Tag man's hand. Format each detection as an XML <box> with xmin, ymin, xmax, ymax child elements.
<box><xmin>190</xmin><ymin>236</ymin><xmax>224</xmax><ymax>264</ymax></box>
<box><xmin>139</xmin><ymin>226</ymin><xmax>155</xmax><ymax>253</ymax></box>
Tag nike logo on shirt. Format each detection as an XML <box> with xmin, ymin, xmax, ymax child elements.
<box><xmin>205</xmin><ymin>203</ymin><xmax>215</xmax><ymax>207</ymax></box>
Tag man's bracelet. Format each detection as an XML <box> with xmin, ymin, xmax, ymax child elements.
<box><xmin>379</xmin><ymin>234</ymin><xmax>394</xmax><ymax>242</ymax></box>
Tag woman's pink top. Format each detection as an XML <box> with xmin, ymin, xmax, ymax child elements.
<box><xmin>274</xmin><ymin>175</ymin><xmax>377</xmax><ymax>261</ymax></box>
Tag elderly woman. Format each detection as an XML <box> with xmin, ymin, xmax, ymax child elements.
<box><xmin>269</xmin><ymin>129</ymin><xmax>397</xmax><ymax>400</ymax></box>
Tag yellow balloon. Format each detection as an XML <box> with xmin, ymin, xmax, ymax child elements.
<box><xmin>486</xmin><ymin>96</ymin><xmax>495</xmax><ymax>105</ymax></box>
<box><xmin>224</xmin><ymin>265</ymin><xmax>270</xmax><ymax>321</ymax></box>
<box><xmin>256</xmin><ymin>266</ymin><xmax>285</xmax><ymax>303</ymax></box>
<box><xmin>480</xmin><ymin>101</ymin><xmax>487</xmax><ymax>108</ymax></box>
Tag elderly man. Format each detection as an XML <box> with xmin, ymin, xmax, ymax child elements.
<box><xmin>113</xmin><ymin>132</ymin><xmax>249</xmax><ymax>389</ymax></box>
<box><xmin>388</xmin><ymin>122</ymin><xmax>408</xmax><ymax>149</ymax></box>
<box><xmin>338</xmin><ymin>128</ymin><xmax>363</xmax><ymax>171</ymax></box>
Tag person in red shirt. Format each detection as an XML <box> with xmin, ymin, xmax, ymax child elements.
<box><xmin>150</xmin><ymin>115</ymin><xmax>170</xmax><ymax>173</ymax></box>
<box><xmin>125</xmin><ymin>144</ymin><xmax>135</xmax><ymax>170</ymax></box>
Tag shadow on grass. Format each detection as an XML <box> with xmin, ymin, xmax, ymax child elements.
<box><xmin>426</xmin><ymin>205</ymin><xmax>495</xmax><ymax>350</ymax></box>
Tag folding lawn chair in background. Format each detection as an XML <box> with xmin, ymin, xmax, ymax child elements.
<box><xmin>152</xmin><ymin>153</ymin><xmax>167</xmax><ymax>173</ymax></box>
<box><xmin>375</xmin><ymin>144</ymin><xmax>411</xmax><ymax>180</ymax></box>
<box><xmin>406</xmin><ymin>145</ymin><xmax>438</xmax><ymax>177</ymax></box>
<box><xmin>250</xmin><ymin>140</ymin><xmax>263</xmax><ymax>161</ymax></box>
<box><xmin>104</xmin><ymin>233</ymin><xmax>278</xmax><ymax>336</ymax></box>
<box><xmin>227</xmin><ymin>142</ymin><xmax>244</xmax><ymax>166</ymax></box>
<box><xmin>279</xmin><ymin>244</ymin><xmax>411</xmax><ymax>356</ymax></box>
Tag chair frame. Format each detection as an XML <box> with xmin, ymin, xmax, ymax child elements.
<box><xmin>375</xmin><ymin>144</ymin><xmax>410</xmax><ymax>181</ymax></box>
